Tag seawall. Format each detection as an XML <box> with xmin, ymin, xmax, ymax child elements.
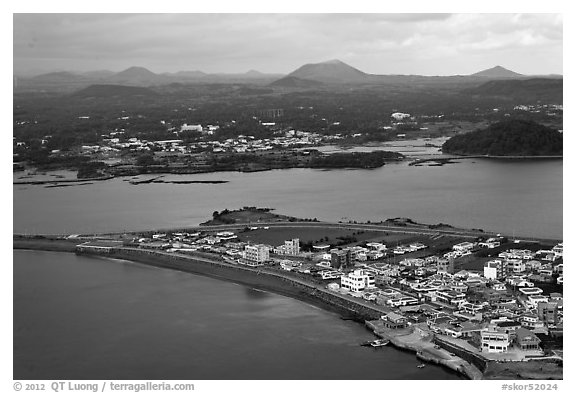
<box><xmin>79</xmin><ymin>246</ymin><xmax>385</xmax><ymax>322</ymax></box>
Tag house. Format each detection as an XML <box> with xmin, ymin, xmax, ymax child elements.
<box><xmin>340</xmin><ymin>269</ymin><xmax>375</xmax><ymax>292</ymax></box>
<box><xmin>510</xmin><ymin>259</ymin><xmax>526</xmax><ymax>274</ymax></box>
<box><xmin>551</xmin><ymin>243</ymin><xmax>563</xmax><ymax>257</ymax></box>
<box><xmin>549</xmin><ymin>292</ymin><xmax>563</xmax><ymax>302</ymax></box>
<box><xmin>435</xmin><ymin>289</ymin><xmax>466</xmax><ymax>307</ymax></box>
<box><xmin>381</xmin><ymin>312</ymin><xmax>409</xmax><ymax>329</ymax></box>
<box><xmin>509</xmin><ymin>277</ymin><xmax>534</xmax><ymax>287</ymax></box>
<box><xmin>443</xmin><ymin>321</ymin><xmax>484</xmax><ymax>338</ymax></box>
<box><xmin>244</xmin><ymin>244</ymin><xmax>270</xmax><ymax>266</ymax></box>
<box><xmin>518</xmin><ymin>313</ymin><xmax>543</xmax><ymax>329</ymax></box>
<box><xmin>515</xmin><ymin>328</ymin><xmax>542</xmax><ymax>351</ymax></box>
<box><xmin>450</xmin><ymin>282</ymin><xmax>469</xmax><ymax>293</ymax></box>
<box><xmin>495</xmin><ymin>320</ymin><xmax>522</xmax><ymax>335</ymax></box>
<box><xmin>527</xmin><ymin>295</ymin><xmax>549</xmax><ymax>309</ymax></box>
<box><xmin>481</xmin><ymin>326</ymin><xmax>511</xmax><ymax>353</ymax></box>
<box><xmin>453</xmin><ymin>242</ymin><xmax>475</xmax><ymax>253</ymax></box>
<box><xmin>387</xmin><ymin>296</ymin><xmax>419</xmax><ymax>307</ymax></box>
<box><xmin>319</xmin><ymin>270</ymin><xmax>343</xmax><ymax>280</ymax></box>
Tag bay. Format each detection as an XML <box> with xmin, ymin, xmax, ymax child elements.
<box><xmin>13</xmin><ymin>250</ymin><xmax>462</xmax><ymax>380</ymax></box>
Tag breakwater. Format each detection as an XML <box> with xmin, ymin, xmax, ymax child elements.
<box><xmin>13</xmin><ymin>175</ymin><xmax>114</xmax><ymax>185</ymax></box>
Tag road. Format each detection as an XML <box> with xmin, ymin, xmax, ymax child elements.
<box><xmin>125</xmin><ymin>220</ymin><xmax>557</xmax><ymax>243</ymax></box>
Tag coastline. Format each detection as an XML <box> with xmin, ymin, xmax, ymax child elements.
<box><xmin>14</xmin><ymin>238</ymin><xmax>562</xmax><ymax>380</ymax></box>
<box><xmin>14</xmin><ymin>239</ymin><xmax>476</xmax><ymax>379</ymax></box>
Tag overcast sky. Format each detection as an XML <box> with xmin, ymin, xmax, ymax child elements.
<box><xmin>13</xmin><ymin>13</ymin><xmax>563</xmax><ymax>76</ymax></box>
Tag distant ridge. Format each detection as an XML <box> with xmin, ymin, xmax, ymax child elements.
<box><xmin>466</xmin><ymin>78</ymin><xmax>562</xmax><ymax>103</ymax></box>
<box><xmin>269</xmin><ymin>76</ymin><xmax>324</xmax><ymax>88</ymax></box>
<box><xmin>471</xmin><ymin>66</ymin><xmax>523</xmax><ymax>78</ymax></box>
<box><xmin>16</xmin><ymin>61</ymin><xmax>558</xmax><ymax>92</ymax></box>
<box><xmin>71</xmin><ymin>84</ymin><xmax>159</xmax><ymax>98</ymax></box>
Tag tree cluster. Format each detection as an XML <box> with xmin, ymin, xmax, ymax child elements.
<box><xmin>442</xmin><ymin>119</ymin><xmax>562</xmax><ymax>156</ymax></box>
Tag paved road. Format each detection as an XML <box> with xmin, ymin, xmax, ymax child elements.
<box><xmin>15</xmin><ymin>219</ymin><xmax>558</xmax><ymax>244</ymax></box>
<box><xmin>151</xmin><ymin>221</ymin><xmax>490</xmax><ymax>240</ymax></box>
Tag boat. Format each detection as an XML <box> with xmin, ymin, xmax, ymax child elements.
<box><xmin>370</xmin><ymin>339</ymin><xmax>390</xmax><ymax>347</ymax></box>
<box><xmin>417</xmin><ymin>364</ymin><xmax>426</xmax><ymax>368</ymax></box>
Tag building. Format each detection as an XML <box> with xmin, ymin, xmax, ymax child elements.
<box><xmin>437</xmin><ymin>258</ymin><xmax>455</xmax><ymax>274</ymax></box>
<box><xmin>481</xmin><ymin>326</ymin><xmax>511</xmax><ymax>353</ymax></box>
<box><xmin>244</xmin><ymin>244</ymin><xmax>269</xmax><ymax>266</ymax></box>
<box><xmin>340</xmin><ymin>269</ymin><xmax>375</xmax><ymax>292</ymax></box>
<box><xmin>453</xmin><ymin>242</ymin><xmax>475</xmax><ymax>253</ymax></box>
<box><xmin>518</xmin><ymin>313</ymin><xmax>542</xmax><ymax>329</ymax></box>
<box><xmin>180</xmin><ymin>124</ymin><xmax>203</xmax><ymax>132</ymax></box>
<box><xmin>526</xmin><ymin>295</ymin><xmax>549</xmax><ymax>309</ymax></box>
<box><xmin>387</xmin><ymin>296</ymin><xmax>419</xmax><ymax>307</ymax></box>
<box><xmin>434</xmin><ymin>289</ymin><xmax>466</xmax><ymax>307</ymax></box>
<box><xmin>515</xmin><ymin>328</ymin><xmax>542</xmax><ymax>351</ymax></box>
<box><xmin>381</xmin><ymin>312</ymin><xmax>409</xmax><ymax>329</ymax></box>
<box><xmin>537</xmin><ymin>302</ymin><xmax>560</xmax><ymax>325</ymax></box>
<box><xmin>484</xmin><ymin>260</ymin><xmax>506</xmax><ymax>280</ymax></box>
<box><xmin>331</xmin><ymin>249</ymin><xmax>352</xmax><ymax>269</ymax></box>
<box><xmin>443</xmin><ymin>321</ymin><xmax>484</xmax><ymax>339</ymax></box>
<box><xmin>275</xmin><ymin>238</ymin><xmax>300</xmax><ymax>255</ymax></box>
<box><xmin>391</xmin><ymin>112</ymin><xmax>411</xmax><ymax>121</ymax></box>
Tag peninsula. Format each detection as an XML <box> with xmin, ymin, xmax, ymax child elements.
<box><xmin>13</xmin><ymin>208</ymin><xmax>563</xmax><ymax>380</ymax></box>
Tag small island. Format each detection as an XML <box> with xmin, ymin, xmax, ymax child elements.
<box><xmin>441</xmin><ymin>119</ymin><xmax>563</xmax><ymax>157</ymax></box>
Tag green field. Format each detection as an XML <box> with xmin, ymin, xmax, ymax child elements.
<box><xmin>236</xmin><ymin>226</ymin><xmax>429</xmax><ymax>248</ymax></box>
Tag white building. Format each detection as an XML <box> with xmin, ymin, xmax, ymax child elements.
<box><xmin>275</xmin><ymin>238</ymin><xmax>300</xmax><ymax>255</ymax></box>
<box><xmin>391</xmin><ymin>112</ymin><xmax>411</xmax><ymax>121</ymax></box>
<box><xmin>453</xmin><ymin>242</ymin><xmax>475</xmax><ymax>253</ymax></box>
<box><xmin>244</xmin><ymin>244</ymin><xmax>269</xmax><ymax>266</ymax></box>
<box><xmin>180</xmin><ymin>124</ymin><xmax>203</xmax><ymax>132</ymax></box>
<box><xmin>340</xmin><ymin>269</ymin><xmax>376</xmax><ymax>292</ymax></box>
<box><xmin>481</xmin><ymin>326</ymin><xmax>510</xmax><ymax>353</ymax></box>
<box><xmin>484</xmin><ymin>260</ymin><xmax>505</xmax><ymax>280</ymax></box>
<box><xmin>552</xmin><ymin>243</ymin><xmax>563</xmax><ymax>258</ymax></box>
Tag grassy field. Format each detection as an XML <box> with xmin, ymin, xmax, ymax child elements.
<box><xmin>236</xmin><ymin>226</ymin><xmax>422</xmax><ymax>247</ymax></box>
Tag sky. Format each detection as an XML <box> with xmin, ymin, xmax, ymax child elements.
<box><xmin>13</xmin><ymin>13</ymin><xmax>563</xmax><ymax>77</ymax></box>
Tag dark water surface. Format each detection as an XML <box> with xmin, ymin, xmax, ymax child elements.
<box><xmin>13</xmin><ymin>159</ymin><xmax>562</xmax><ymax>239</ymax></box>
<box><xmin>13</xmin><ymin>250</ymin><xmax>463</xmax><ymax>380</ymax></box>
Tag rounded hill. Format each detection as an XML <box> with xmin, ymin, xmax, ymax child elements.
<box><xmin>442</xmin><ymin>119</ymin><xmax>562</xmax><ymax>156</ymax></box>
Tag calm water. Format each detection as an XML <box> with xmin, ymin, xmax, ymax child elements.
<box><xmin>13</xmin><ymin>159</ymin><xmax>562</xmax><ymax>239</ymax></box>
<box><xmin>13</xmin><ymin>250</ymin><xmax>463</xmax><ymax>380</ymax></box>
<box><xmin>12</xmin><ymin>158</ymin><xmax>561</xmax><ymax>379</ymax></box>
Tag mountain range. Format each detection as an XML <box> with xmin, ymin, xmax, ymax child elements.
<box><xmin>14</xmin><ymin>60</ymin><xmax>561</xmax><ymax>93</ymax></box>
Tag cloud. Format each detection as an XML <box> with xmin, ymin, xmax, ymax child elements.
<box><xmin>13</xmin><ymin>13</ymin><xmax>562</xmax><ymax>76</ymax></box>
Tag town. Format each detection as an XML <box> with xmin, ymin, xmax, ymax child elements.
<box><xmin>70</xmin><ymin>215</ymin><xmax>563</xmax><ymax>376</ymax></box>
